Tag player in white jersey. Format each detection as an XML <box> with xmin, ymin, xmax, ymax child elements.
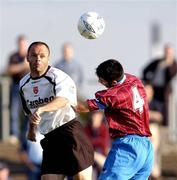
<box><xmin>19</xmin><ymin>41</ymin><xmax>94</xmax><ymax>180</ymax></box>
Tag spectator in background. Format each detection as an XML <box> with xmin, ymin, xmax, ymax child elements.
<box><xmin>142</xmin><ymin>43</ymin><xmax>177</xmax><ymax>126</ymax></box>
<box><xmin>144</xmin><ymin>82</ymin><xmax>163</xmax><ymax>180</ymax></box>
<box><xmin>84</xmin><ymin>111</ymin><xmax>110</xmax><ymax>179</ymax></box>
<box><xmin>54</xmin><ymin>43</ymin><xmax>84</xmax><ymax>89</ymax></box>
<box><xmin>0</xmin><ymin>161</ymin><xmax>12</xmax><ymax>180</ymax></box>
<box><xmin>19</xmin><ymin>122</ymin><xmax>43</xmax><ymax>180</ymax></box>
<box><xmin>7</xmin><ymin>35</ymin><xmax>29</xmax><ymax>142</ymax></box>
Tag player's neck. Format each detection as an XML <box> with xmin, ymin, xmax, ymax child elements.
<box><xmin>30</xmin><ymin>66</ymin><xmax>49</xmax><ymax>78</ymax></box>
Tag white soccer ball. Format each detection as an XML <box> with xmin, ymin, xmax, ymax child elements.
<box><xmin>78</xmin><ymin>12</ymin><xmax>105</xmax><ymax>39</ymax></box>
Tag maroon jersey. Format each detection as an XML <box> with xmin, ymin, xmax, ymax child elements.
<box><xmin>87</xmin><ymin>73</ymin><xmax>151</xmax><ymax>139</ymax></box>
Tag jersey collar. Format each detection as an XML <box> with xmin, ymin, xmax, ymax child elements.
<box><xmin>30</xmin><ymin>66</ymin><xmax>51</xmax><ymax>80</ymax></box>
<box><xmin>117</xmin><ymin>75</ymin><xmax>126</xmax><ymax>84</ymax></box>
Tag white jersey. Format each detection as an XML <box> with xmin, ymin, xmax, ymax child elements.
<box><xmin>19</xmin><ymin>66</ymin><xmax>77</xmax><ymax>135</ymax></box>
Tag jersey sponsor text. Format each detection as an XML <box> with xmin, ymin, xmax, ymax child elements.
<box><xmin>26</xmin><ymin>96</ymin><xmax>54</xmax><ymax>109</ymax></box>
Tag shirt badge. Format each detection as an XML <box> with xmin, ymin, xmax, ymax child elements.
<box><xmin>33</xmin><ymin>86</ymin><xmax>39</xmax><ymax>94</ymax></box>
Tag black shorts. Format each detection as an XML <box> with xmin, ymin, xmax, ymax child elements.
<box><xmin>40</xmin><ymin>119</ymin><xmax>94</xmax><ymax>176</ymax></box>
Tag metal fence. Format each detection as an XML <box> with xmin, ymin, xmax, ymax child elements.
<box><xmin>0</xmin><ymin>75</ymin><xmax>177</xmax><ymax>142</ymax></box>
<box><xmin>168</xmin><ymin>75</ymin><xmax>177</xmax><ymax>143</ymax></box>
<box><xmin>0</xmin><ymin>76</ymin><xmax>11</xmax><ymax>141</ymax></box>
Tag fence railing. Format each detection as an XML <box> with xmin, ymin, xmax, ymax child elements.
<box><xmin>0</xmin><ymin>75</ymin><xmax>177</xmax><ymax>142</ymax></box>
<box><xmin>0</xmin><ymin>76</ymin><xmax>11</xmax><ymax>141</ymax></box>
<box><xmin>168</xmin><ymin>75</ymin><xmax>177</xmax><ymax>143</ymax></box>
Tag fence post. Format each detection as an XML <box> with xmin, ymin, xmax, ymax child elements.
<box><xmin>0</xmin><ymin>76</ymin><xmax>11</xmax><ymax>141</ymax></box>
<box><xmin>168</xmin><ymin>75</ymin><xmax>177</xmax><ymax>143</ymax></box>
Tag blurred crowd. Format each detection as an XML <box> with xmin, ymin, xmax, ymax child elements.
<box><xmin>142</xmin><ymin>44</ymin><xmax>177</xmax><ymax>180</ymax></box>
<box><xmin>0</xmin><ymin>35</ymin><xmax>177</xmax><ymax>180</ymax></box>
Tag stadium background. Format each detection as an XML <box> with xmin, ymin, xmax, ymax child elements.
<box><xmin>0</xmin><ymin>0</ymin><xmax>177</xmax><ymax>179</ymax></box>
<box><xmin>0</xmin><ymin>0</ymin><xmax>176</xmax><ymax>98</ymax></box>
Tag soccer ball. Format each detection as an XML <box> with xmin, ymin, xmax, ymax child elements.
<box><xmin>78</xmin><ymin>12</ymin><xmax>105</xmax><ymax>39</ymax></box>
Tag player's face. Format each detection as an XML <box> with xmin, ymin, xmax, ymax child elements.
<box><xmin>98</xmin><ymin>77</ymin><xmax>110</xmax><ymax>88</ymax></box>
<box><xmin>27</xmin><ymin>44</ymin><xmax>49</xmax><ymax>77</ymax></box>
<box><xmin>98</xmin><ymin>77</ymin><xmax>118</xmax><ymax>88</ymax></box>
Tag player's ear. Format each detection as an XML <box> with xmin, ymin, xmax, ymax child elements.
<box><xmin>112</xmin><ymin>80</ymin><xmax>118</xmax><ymax>86</ymax></box>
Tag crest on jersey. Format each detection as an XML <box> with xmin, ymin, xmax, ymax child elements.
<box><xmin>33</xmin><ymin>86</ymin><xmax>39</xmax><ymax>94</ymax></box>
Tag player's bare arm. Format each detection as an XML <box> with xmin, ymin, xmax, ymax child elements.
<box><xmin>73</xmin><ymin>101</ymin><xmax>90</xmax><ymax>113</ymax></box>
<box><xmin>27</xmin><ymin>123</ymin><xmax>37</xmax><ymax>142</ymax></box>
<box><xmin>27</xmin><ymin>96</ymin><xmax>68</xmax><ymax>142</ymax></box>
<box><xmin>38</xmin><ymin>96</ymin><xmax>69</xmax><ymax>113</ymax></box>
<box><xmin>27</xmin><ymin>111</ymin><xmax>41</xmax><ymax>141</ymax></box>
<box><xmin>8</xmin><ymin>59</ymin><xmax>29</xmax><ymax>75</ymax></box>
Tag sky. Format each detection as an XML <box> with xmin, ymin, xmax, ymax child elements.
<box><xmin>0</xmin><ymin>0</ymin><xmax>177</xmax><ymax>97</ymax></box>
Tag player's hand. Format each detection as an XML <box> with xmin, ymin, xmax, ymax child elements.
<box><xmin>29</xmin><ymin>109</ymin><xmax>41</xmax><ymax>125</ymax></box>
<box><xmin>73</xmin><ymin>102</ymin><xmax>90</xmax><ymax>113</ymax></box>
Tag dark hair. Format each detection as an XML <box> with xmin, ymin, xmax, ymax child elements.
<box><xmin>27</xmin><ymin>41</ymin><xmax>50</xmax><ymax>56</ymax></box>
<box><xmin>96</xmin><ymin>59</ymin><xmax>124</xmax><ymax>82</ymax></box>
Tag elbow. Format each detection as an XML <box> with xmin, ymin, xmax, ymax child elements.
<box><xmin>64</xmin><ymin>98</ymin><xmax>69</xmax><ymax>106</ymax></box>
<box><xmin>56</xmin><ymin>97</ymin><xmax>69</xmax><ymax>107</ymax></box>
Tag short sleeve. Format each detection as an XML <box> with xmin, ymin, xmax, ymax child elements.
<box><xmin>19</xmin><ymin>79</ymin><xmax>31</xmax><ymax>115</ymax></box>
<box><xmin>87</xmin><ymin>90</ymin><xmax>109</xmax><ymax>110</ymax></box>
<box><xmin>95</xmin><ymin>90</ymin><xmax>110</xmax><ymax>107</ymax></box>
<box><xmin>55</xmin><ymin>73</ymin><xmax>77</xmax><ymax>106</ymax></box>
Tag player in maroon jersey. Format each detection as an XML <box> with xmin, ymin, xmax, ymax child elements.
<box><xmin>76</xmin><ymin>59</ymin><xmax>154</xmax><ymax>180</ymax></box>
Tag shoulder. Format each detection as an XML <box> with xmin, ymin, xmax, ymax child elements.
<box><xmin>95</xmin><ymin>89</ymin><xmax>111</xmax><ymax>99</ymax></box>
<box><xmin>172</xmin><ymin>60</ymin><xmax>177</xmax><ymax>67</ymax></box>
<box><xmin>9</xmin><ymin>52</ymin><xmax>19</xmax><ymax>62</ymax></box>
<box><xmin>72</xmin><ymin>60</ymin><xmax>81</xmax><ymax>65</ymax></box>
<box><xmin>145</xmin><ymin>58</ymin><xmax>162</xmax><ymax>67</ymax></box>
<box><xmin>46</xmin><ymin>66</ymin><xmax>70</xmax><ymax>78</ymax></box>
<box><xmin>46</xmin><ymin>66</ymin><xmax>63</xmax><ymax>76</ymax></box>
<box><xmin>125</xmin><ymin>73</ymin><xmax>141</xmax><ymax>83</ymax></box>
<box><xmin>125</xmin><ymin>73</ymin><xmax>137</xmax><ymax>79</ymax></box>
<box><xmin>19</xmin><ymin>73</ymin><xmax>31</xmax><ymax>88</ymax></box>
<box><xmin>9</xmin><ymin>52</ymin><xmax>18</xmax><ymax>58</ymax></box>
<box><xmin>47</xmin><ymin>66</ymin><xmax>76</xmax><ymax>84</ymax></box>
<box><xmin>54</xmin><ymin>60</ymin><xmax>63</xmax><ymax>67</ymax></box>
<box><xmin>73</xmin><ymin>60</ymin><xmax>82</xmax><ymax>69</ymax></box>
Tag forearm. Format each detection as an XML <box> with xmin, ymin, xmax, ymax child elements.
<box><xmin>75</xmin><ymin>99</ymin><xmax>105</xmax><ymax>112</ymax></box>
<box><xmin>29</xmin><ymin>122</ymin><xmax>37</xmax><ymax>131</ymax></box>
<box><xmin>73</xmin><ymin>101</ymin><xmax>90</xmax><ymax>113</ymax></box>
<box><xmin>8</xmin><ymin>63</ymin><xmax>26</xmax><ymax>75</ymax></box>
<box><xmin>39</xmin><ymin>96</ymin><xmax>68</xmax><ymax>113</ymax></box>
<box><xmin>27</xmin><ymin>96</ymin><xmax>68</xmax><ymax>137</ymax></box>
<box><xmin>149</xmin><ymin>110</ymin><xmax>163</xmax><ymax>122</ymax></box>
<box><xmin>27</xmin><ymin>123</ymin><xmax>37</xmax><ymax>141</ymax></box>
